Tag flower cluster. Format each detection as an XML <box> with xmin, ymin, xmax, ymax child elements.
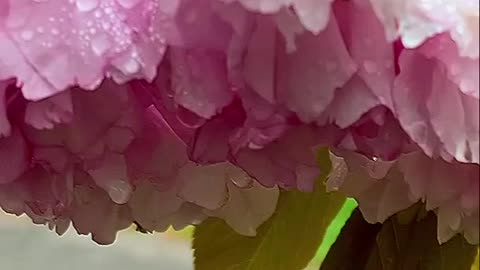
<box><xmin>0</xmin><ymin>0</ymin><xmax>477</xmax><ymax>244</ymax></box>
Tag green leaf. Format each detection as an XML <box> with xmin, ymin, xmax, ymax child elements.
<box><xmin>472</xmin><ymin>249</ymin><xmax>479</xmax><ymax>270</ymax></box>
<box><xmin>321</xmin><ymin>205</ymin><xmax>478</xmax><ymax>270</ymax></box>
<box><xmin>306</xmin><ymin>198</ymin><xmax>358</xmax><ymax>269</ymax></box>
<box><xmin>193</xmin><ymin>149</ymin><xmax>346</xmax><ymax>270</ymax></box>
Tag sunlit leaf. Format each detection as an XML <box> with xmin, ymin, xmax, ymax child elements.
<box><xmin>306</xmin><ymin>198</ymin><xmax>358</xmax><ymax>270</ymax></box>
<box><xmin>472</xmin><ymin>249</ymin><xmax>479</xmax><ymax>270</ymax></box>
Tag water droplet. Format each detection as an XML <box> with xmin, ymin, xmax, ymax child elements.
<box><xmin>248</xmin><ymin>142</ymin><xmax>263</xmax><ymax>150</ymax></box>
<box><xmin>229</xmin><ymin>171</ymin><xmax>254</xmax><ymax>188</ymax></box>
<box><xmin>107</xmin><ymin>180</ymin><xmax>132</xmax><ymax>204</ymax></box>
<box><xmin>175</xmin><ymin>107</ymin><xmax>206</xmax><ymax>128</ymax></box>
<box><xmin>104</xmin><ymin>7</ymin><xmax>113</xmax><ymax>14</ymax></box>
<box><xmin>76</xmin><ymin>0</ymin><xmax>98</xmax><ymax>12</ymax></box>
<box><xmin>365</xmin><ymin>158</ymin><xmax>395</xmax><ymax>180</ymax></box>
<box><xmin>91</xmin><ymin>34</ymin><xmax>111</xmax><ymax>56</ymax></box>
<box><xmin>116</xmin><ymin>0</ymin><xmax>142</xmax><ymax>9</ymax></box>
<box><xmin>101</xmin><ymin>22</ymin><xmax>111</xmax><ymax>30</ymax></box>
<box><xmin>123</xmin><ymin>58</ymin><xmax>140</xmax><ymax>74</ymax></box>
<box><xmin>20</xmin><ymin>30</ymin><xmax>34</xmax><ymax>41</ymax></box>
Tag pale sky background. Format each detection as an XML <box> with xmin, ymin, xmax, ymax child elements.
<box><xmin>0</xmin><ymin>212</ymin><xmax>193</xmax><ymax>270</ymax></box>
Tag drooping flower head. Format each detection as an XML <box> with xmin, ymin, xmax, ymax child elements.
<box><xmin>0</xmin><ymin>0</ymin><xmax>477</xmax><ymax>245</ymax></box>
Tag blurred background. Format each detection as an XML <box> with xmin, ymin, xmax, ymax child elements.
<box><xmin>0</xmin><ymin>212</ymin><xmax>194</xmax><ymax>270</ymax></box>
<box><xmin>0</xmin><ymin>199</ymin><xmax>357</xmax><ymax>270</ymax></box>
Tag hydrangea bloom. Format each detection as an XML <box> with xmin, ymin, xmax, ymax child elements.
<box><xmin>0</xmin><ymin>0</ymin><xmax>477</xmax><ymax>245</ymax></box>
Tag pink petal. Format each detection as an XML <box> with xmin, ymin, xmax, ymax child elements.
<box><xmin>0</xmin><ymin>128</ymin><xmax>29</xmax><ymax>184</ymax></box>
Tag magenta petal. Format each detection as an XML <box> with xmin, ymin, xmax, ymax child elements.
<box><xmin>0</xmin><ymin>128</ymin><xmax>29</xmax><ymax>184</ymax></box>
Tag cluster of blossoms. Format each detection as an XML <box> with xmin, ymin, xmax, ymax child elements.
<box><xmin>0</xmin><ymin>0</ymin><xmax>477</xmax><ymax>245</ymax></box>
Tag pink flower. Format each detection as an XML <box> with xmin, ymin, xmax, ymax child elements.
<box><xmin>393</xmin><ymin>34</ymin><xmax>479</xmax><ymax>163</ymax></box>
<box><xmin>328</xmin><ymin>150</ymin><xmax>479</xmax><ymax>244</ymax></box>
<box><xmin>0</xmin><ymin>0</ymin><xmax>169</xmax><ymax>100</ymax></box>
<box><xmin>0</xmin><ymin>0</ymin><xmax>477</xmax><ymax>245</ymax></box>
<box><xmin>0</xmin><ymin>80</ymin><xmax>279</xmax><ymax>244</ymax></box>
